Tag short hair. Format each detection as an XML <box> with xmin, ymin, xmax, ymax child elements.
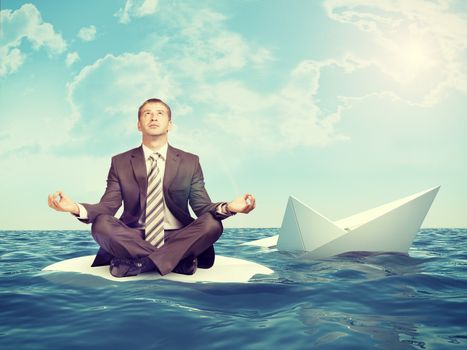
<box><xmin>138</xmin><ymin>98</ymin><xmax>172</xmax><ymax>120</ymax></box>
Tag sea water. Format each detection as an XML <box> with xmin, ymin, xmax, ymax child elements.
<box><xmin>0</xmin><ymin>228</ymin><xmax>466</xmax><ymax>349</ymax></box>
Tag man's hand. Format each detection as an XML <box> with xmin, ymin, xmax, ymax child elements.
<box><xmin>227</xmin><ymin>193</ymin><xmax>256</xmax><ymax>214</ymax></box>
<box><xmin>48</xmin><ymin>191</ymin><xmax>80</xmax><ymax>215</ymax></box>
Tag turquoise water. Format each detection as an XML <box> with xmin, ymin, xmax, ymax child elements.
<box><xmin>0</xmin><ymin>228</ymin><xmax>466</xmax><ymax>349</ymax></box>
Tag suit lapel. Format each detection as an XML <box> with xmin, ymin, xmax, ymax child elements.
<box><xmin>164</xmin><ymin>144</ymin><xmax>180</xmax><ymax>192</ymax></box>
<box><xmin>130</xmin><ymin>146</ymin><xmax>147</xmax><ymax>211</ymax></box>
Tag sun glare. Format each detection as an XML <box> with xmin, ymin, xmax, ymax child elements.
<box><xmin>401</xmin><ymin>41</ymin><xmax>435</xmax><ymax>68</ymax></box>
<box><xmin>392</xmin><ymin>36</ymin><xmax>438</xmax><ymax>82</ymax></box>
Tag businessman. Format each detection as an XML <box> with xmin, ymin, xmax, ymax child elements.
<box><xmin>48</xmin><ymin>98</ymin><xmax>256</xmax><ymax>278</ymax></box>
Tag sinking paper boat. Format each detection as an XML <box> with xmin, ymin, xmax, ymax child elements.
<box><xmin>244</xmin><ymin>186</ymin><xmax>439</xmax><ymax>258</ymax></box>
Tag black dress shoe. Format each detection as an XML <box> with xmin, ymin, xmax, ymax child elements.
<box><xmin>109</xmin><ymin>258</ymin><xmax>140</xmax><ymax>278</ymax></box>
<box><xmin>140</xmin><ymin>256</ymin><xmax>157</xmax><ymax>274</ymax></box>
<box><xmin>172</xmin><ymin>257</ymin><xmax>198</xmax><ymax>275</ymax></box>
<box><xmin>198</xmin><ymin>245</ymin><xmax>215</xmax><ymax>269</ymax></box>
<box><xmin>109</xmin><ymin>257</ymin><xmax>157</xmax><ymax>278</ymax></box>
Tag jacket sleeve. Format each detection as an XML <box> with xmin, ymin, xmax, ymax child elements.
<box><xmin>76</xmin><ymin>157</ymin><xmax>123</xmax><ymax>224</ymax></box>
<box><xmin>188</xmin><ymin>157</ymin><xmax>229</xmax><ymax>220</ymax></box>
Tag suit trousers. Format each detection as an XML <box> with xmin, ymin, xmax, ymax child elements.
<box><xmin>90</xmin><ymin>212</ymin><xmax>223</xmax><ymax>275</ymax></box>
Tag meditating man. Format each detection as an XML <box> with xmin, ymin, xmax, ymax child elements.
<box><xmin>48</xmin><ymin>98</ymin><xmax>256</xmax><ymax>278</ymax></box>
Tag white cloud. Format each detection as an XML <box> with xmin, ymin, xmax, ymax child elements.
<box><xmin>189</xmin><ymin>61</ymin><xmax>349</xmax><ymax>154</ymax></box>
<box><xmin>66</xmin><ymin>51</ymin><xmax>177</xmax><ymax>154</ymax></box>
<box><xmin>115</xmin><ymin>0</ymin><xmax>158</xmax><ymax>24</ymax></box>
<box><xmin>66</xmin><ymin>52</ymin><xmax>80</xmax><ymax>66</ymax></box>
<box><xmin>165</xmin><ymin>7</ymin><xmax>273</xmax><ymax>79</ymax></box>
<box><xmin>323</xmin><ymin>0</ymin><xmax>467</xmax><ymax>106</ymax></box>
<box><xmin>77</xmin><ymin>25</ymin><xmax>96</xmax><ymax>41</ymax></box>
<box><xmin>0</xmin><ymin>47</ymin><xmax>25</xmax><ymax>76</ymax></box>
<box><xmin>0</xmin><ymin>3</ymin><xmax>66</xmax><ymax>76</ymax></box>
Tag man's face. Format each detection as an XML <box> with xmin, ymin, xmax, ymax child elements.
<box><xmin>137</xmin><ymin>102</ymin><xmax>172</xmax><ymax>137</ymax></box>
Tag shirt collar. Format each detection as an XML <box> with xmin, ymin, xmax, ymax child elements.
<box><xmin>142</xmin><ymin>142</ymin><xmax>168</xmax><ymax>161</ymax></box>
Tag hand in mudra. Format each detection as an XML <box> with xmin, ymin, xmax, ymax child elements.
<box><xmin>227</xmin><ymin>194</ymin><xmax>256</xmax><ymax>214</ymax></box>
<box><xmin>48</xmin><ymin>191</ymin><xmax>79</xmax><ymax>215</ymax></box>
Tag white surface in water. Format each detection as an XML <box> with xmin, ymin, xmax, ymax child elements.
<box><xmin>42</xmin><ymin>255</ymin><xmax>274</xmax><ymax>283</ymax></box>
<box><xmin>242</xmin><ymin>235</ymin><xmax>278</xmax><ymax>248</ymax></box>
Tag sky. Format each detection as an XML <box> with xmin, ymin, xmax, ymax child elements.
<box><xmin>1</xmin><ymin>0</ymin><xmax>466</xmax><ymax>230</ymax></box>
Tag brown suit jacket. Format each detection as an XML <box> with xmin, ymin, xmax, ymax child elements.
<box><xmin>79</xmin><ymin>144</ymin><xmax>225</xmax><ymax>266</ymax></box>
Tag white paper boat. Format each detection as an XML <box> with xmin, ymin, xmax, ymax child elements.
<box><xmin>244</xmin><ymin>186</ymin><xmax>440</xmax><ymax>258</ymax></box>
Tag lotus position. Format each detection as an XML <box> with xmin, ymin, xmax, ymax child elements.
<box><xmin>48</xmin><ymin>98</ymin><xmax>255</xmax><ymax>278</ymax></box>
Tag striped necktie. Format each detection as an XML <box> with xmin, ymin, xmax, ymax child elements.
<box><xmin>145</xmin><ymin>152</ymin><xmax>165</xmax><ymax>247</ymax></box>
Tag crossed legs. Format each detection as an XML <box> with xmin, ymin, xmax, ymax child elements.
<box><xmin>91</xmin><ymin>212</ymin><xmax>223</xmax><ymax>275</ymax></box>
